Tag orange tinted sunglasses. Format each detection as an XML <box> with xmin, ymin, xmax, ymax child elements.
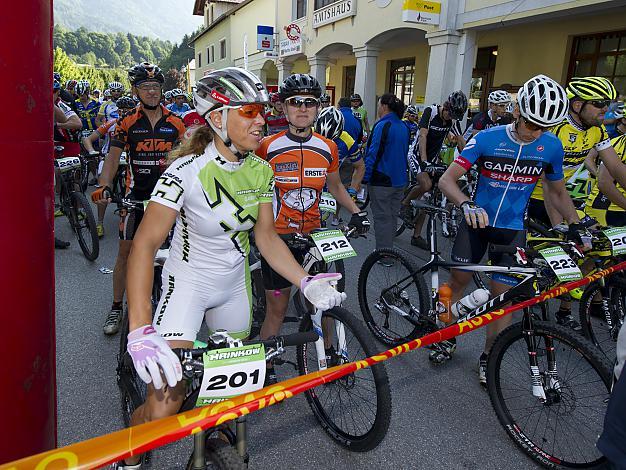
<box><xmin>237</xmin><ymin>103</ymin><xmax>266</xmax><ymax>119</ymax></box>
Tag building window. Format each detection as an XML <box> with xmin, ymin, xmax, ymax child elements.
<box><xmin>198</xmin><ymin>52</ymin><xmax>202</xmax><ymax>68</ymax></box>
<box><xmin>219</xmin><ymin>39</ymin><xmax>226</xmax><ymax>60</ymax></box>
<box><xmin>295</xmin><ymin>0</ymin><xmax>307</xmax><ymax>19</ymax></box>
<box><xmin>569</xmin><ymin>31</ymin><xmax>626</xmax><ymax>96</ymax></box>
<box><xmin>389</xmin><ymin>59</ymin><xmax>415</xmax><ymax>105</ymax></box>
<box><xmin>314</xmin><ymin>0</ymin><xmax>335</xmax><ymax>9</ymax></box>
<box><xmin>210</xmin><ymin>45</ymin><xmax>215</xmax><ymax>64</ymax></box>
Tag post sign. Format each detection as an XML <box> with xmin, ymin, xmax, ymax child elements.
<box><xmin>402</xmin><ymin>0</ymin><xmax>441</xmax><ymax>25</ymax></box>
<box><xmin>279</xmin><ymin>37</ymin><xmax>302</xmax><ymax>58</ymax></box>
<box><xmin>313</xmin><ymin>0</ymin><xmax>357</xmax><ymax>29</ymax></box>
<box><xmin>257</xmin><ymin>25</ymin><xmax>274</xmax><ymax>51</ymax></box>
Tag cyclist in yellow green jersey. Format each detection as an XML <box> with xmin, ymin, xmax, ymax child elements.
<box><xmin>585</xmin><ymin>134</ymin><xmax>626</xmax><ymax>227</ymax></box>
<box><xmin>526</xmin><ymin>76</ymin><xmax>626</xmax><ymax>329</ymax></box>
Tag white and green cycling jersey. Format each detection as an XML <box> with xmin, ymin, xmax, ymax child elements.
<box><xmin>150</xmin><ymin>141</ymin><xmax>274</xmax><ymax>273</ymax></box>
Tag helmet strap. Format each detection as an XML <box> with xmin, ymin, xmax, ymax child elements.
<box><xmin>207</xmin><ymin>109</ymin><xmax>247</xmax><ymax>160</ymax></box>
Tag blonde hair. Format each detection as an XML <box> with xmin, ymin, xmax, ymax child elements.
<box><xmin>168</xmin><ymin>125</ymin><xmax>214</xmax><ymax>163</ymax></box>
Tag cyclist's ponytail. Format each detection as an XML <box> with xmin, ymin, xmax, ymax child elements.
<box><xmin>379</xmin><ymin>93</ymin><xmax>405</xmax><ymax>119</ymax></box>
<box><xmin>168</xmin><ymin>126</ymin><xmax>214</xmax><ymax>163</ymax></box>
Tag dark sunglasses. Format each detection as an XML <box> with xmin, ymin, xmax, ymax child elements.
<box><xmin>237</xmin><ymin>103</ymin><xmax>266</xmax><ymax>119</ymax></box>
<box><xmin>285</xmin><ymin>97</ymin><xmax>320</xmax><ymax>109</ymax></box>
<box><xmin>588</xmin><ymin>100</ymin><xmax>610</xmax><ymax>109</ymax></box>
<box><xmin>522</xmin><ymin>117</ymin><xmax>548</xmax><ymax>132</ymax></box>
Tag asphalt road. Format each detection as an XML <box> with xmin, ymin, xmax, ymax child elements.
<box><xmin>54</xmin><ymin>200</ymin><xmax>539</xmax><ymax>470</ymax></box>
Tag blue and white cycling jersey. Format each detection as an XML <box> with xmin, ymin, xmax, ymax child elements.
<box><xmin>454</xmin><ymin>125</ymin><xmax>564</xmax><ymax>231</ymax></box>
<box><xmin>167</xmin><ymin>102</ymin><xmax>191</xmax><ymax>115</ymax></box>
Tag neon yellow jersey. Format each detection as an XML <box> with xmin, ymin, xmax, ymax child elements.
<box><xmin>531</xmin><ymin>114</ymin><xmax>611</xmax><ymax>201</ymax></box>
<box><xmin>587</xmin><ymin>134</ymin><xmax>626</xmax><ymax>213</ymax></box>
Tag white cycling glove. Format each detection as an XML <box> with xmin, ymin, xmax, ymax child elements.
<box><xmin>300</xmin><ymin>273</ymin><xmax>347</xmax><ymax>311</ymax></box>
<box><xmin>127</xmin><ymin>325</ymin><xmax>182</xmax><ymax>390</ymax></box>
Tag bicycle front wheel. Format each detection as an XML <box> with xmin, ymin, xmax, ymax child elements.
<box><xmin>358</xmin><ymin>248</ymin><xmax>429</xmax><ymax>346</ymax></box>
<box><xmin>68</xmin><ymin>191</ymin><xmax>99</xmax><ymax>261</ymax></box>
<box><xmin>117</xmin><ymin>311</ymin><xmax>146</xmax><ymax>427</ymax></box>
<box><xmin>296</xmin><ymin>307</ymin><xmax>392</xmax><ymax>452</ymax></box>
<box><xmin>186</xmin><ymin>438</ymin><xmax>246</xmax><ymax>470</ymax></box>
<box><xmin>487</xmin><ymin>320</ymin><xmax>612</xmax><ymax>469</ymax></box>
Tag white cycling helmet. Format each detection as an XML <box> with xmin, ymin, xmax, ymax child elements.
<box><xmin>195</xmin><ymin>67</ymin><xmax>269</xmax><ymax>154</ymax></box>
<box><xmin>109</xmin><ymin>81</ymin><xmax>124</xmax><ymax>91</ymax></box>
<box><xmin>517</xmin><ymin>74</ymin><xmax>568</xmax><ymax>128</ymax></box>
<box><xmin>488</xmin><ymin>90</ymin><xmax>511</xmax><ymax>105</ymax></box>
<box><xmin>615</xmin><ymin>103</ymin><xmax>625</xmax><ymax>120</ymax></box>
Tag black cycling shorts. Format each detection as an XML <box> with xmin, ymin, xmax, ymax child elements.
<box><xmin>118</xmin><ymin>193</ymin><xmax>144</xmax><ymax>241</ymax></box>
<box><xmin>260</xmin><ymin>243</ymin><xmax>307</xmax><ymax>291</ymax></box>
<box><xmin>526</xmin><ymin>198</ymin><xmax>551</xmax><ymax>228</ymax></box>
<box><xmin>451</xmin><ymin>221</ymin><xmax>525</xmax><ymax>284</ymax></box>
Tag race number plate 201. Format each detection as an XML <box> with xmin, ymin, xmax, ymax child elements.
<box><xmin>539</xmin><ymin>246</ymin><xmax>582</xmax><ymax>282</ymax></box>
<box><xmin>196</xmin><ymin>344</ymin><xmax>266</xmax><ymax>406</ymax></box>
<box><xmin>319</xmin><ymin>192</ymin><xmax>337</xmax><ymax>214</ymax></box>
<box><xmin>310</xmin><ymin>230</ymin><xmax>357</xmax><ymax>262</ymax></box>
<box><xmin>602</xmin><ymin>227</ymin><xmax>626</xmax><ymax>256</ymax></box>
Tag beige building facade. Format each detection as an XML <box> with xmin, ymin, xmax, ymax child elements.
<box><xmin>191</xmin><ymin>0</ymin><xmax>626</xmax><ymax>122</ymax></box>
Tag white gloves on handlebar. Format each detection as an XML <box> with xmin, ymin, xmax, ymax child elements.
<box><xmin>127</xmin><ymin>325</ymin><xmax>182</xmax><ymax>390</ymax></box>
<box><xmin>300</xmin><ymin>273</ymin><xmax>347</xmax><ymax>311</ymax></box>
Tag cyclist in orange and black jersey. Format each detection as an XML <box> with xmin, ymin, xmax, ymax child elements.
<box><xmin>92</xmin><ymin>62</ymin><xmax>185</xmax><ymax>337</ymax></box>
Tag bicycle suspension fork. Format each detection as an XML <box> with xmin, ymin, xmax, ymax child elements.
<box><xmin>310</xmin><ymin>308</ymin><xmax>348</xmax><ymax>369</ymax></box>
<box><xmin>522</xmin><ymin>311</ymin><xmax>560</xmax><ymax>401</ymax></box>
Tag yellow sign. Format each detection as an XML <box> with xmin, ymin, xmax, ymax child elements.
<box><xmin>415</xmin><ymin>95</ymin><xmax>425</xmax><ymax>104</ymax></box>
<box><xmin>402</xmin><ymin>0</ymin><xmax>441</xmax><ymax>25</ymax></box>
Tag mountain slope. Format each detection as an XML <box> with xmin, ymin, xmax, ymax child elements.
<box><xmin>54</xmin><ymin>0</ymin><xmax>204</xmax><ymax>43</ymax></box>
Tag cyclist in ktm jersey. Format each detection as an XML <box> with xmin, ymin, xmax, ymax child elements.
<box><xmin>92</xmin><ymin>62</ymin><xmax>186</xmax><ymax>337</ymax></box>
<box><xmin>116</xmin><ymin>68</ymin><xmax>344</xmax><ymax>470</ymax></box>
<box><xmin>255</xmin><ymin>74</ymin><xmax>370</xmax><ymax>384</ymax></box>
<box><xmin>439</xmin><ymin>75</ymin><xmax>587</xmax><ymax>386</ymax></box>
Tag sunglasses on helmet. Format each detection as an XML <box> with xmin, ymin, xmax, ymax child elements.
<box><xmin>285</xmin><ymin>96</ymin><xmax>320</xmax><ymax>109</ymax></box>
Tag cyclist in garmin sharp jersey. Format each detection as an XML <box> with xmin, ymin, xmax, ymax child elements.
<box><xmin>439</xmin><ymin>75</ymin><xmax>585</xmax><ymax>385</ymax></box>
<box><xmin>117</xmin><ymin>68</ymin><xmax>344</xmax><ymax>470</ymax></box>
<box><xmin>92</xmin><ymin>62</ymin><xmax>186</xmax><ymax>337</ymax></box>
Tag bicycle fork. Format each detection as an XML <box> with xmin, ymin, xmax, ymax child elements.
<box><xmin>523</xmin><ymin>315</ymin><xmax>561</xmax><ymax>402</ymax></box>
<box><xmin>311</xmin><ymin>308</ymin><xmax>347</xmax><ymax>370</ymax></box>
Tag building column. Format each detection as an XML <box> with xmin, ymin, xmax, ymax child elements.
<box><xmin>277</xmin><ymin>60</ymin><xmax>292</xmax><ymax>85</ymax></box>
<box><xmin>424</xmin><ymin>30</ymin><xmax>463</xmax><ymax>106</ymax></box>
<box><xmin>353</xmin><ymin>45</ymin><xmax>381</xmax><ymax>127</ymax></box>
<box><xmin>308</xmin><ymin>55</ymin><xmax>329</xmax><ymax>91</ymax></box>
<box><xmin>454</xmin><ymin>30</ymin><xmax>477</xmax><ymax>97</ymax></box>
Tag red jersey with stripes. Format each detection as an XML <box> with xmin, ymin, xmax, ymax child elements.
<box><xmin>256</xmin><ymin>130</ymin><xmax>339</xmax><ymax>234</ymax></box>
<box><xmin>110</xmin><ymin>105</ymin><xmax>185</xmax><ymax>200</ymax></box>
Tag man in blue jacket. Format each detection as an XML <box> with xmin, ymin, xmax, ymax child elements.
<box><xmin>363</xmin><ymin>93</ymin><xmax>409</xmax><ymax>254</ymax></box>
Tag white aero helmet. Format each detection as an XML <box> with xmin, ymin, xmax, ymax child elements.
<box><xmin>109</xmin><ymin>81</ymin><xmax>124</xmax><ymax>91</ymax></box>
<box><xmin>517</xmin><ymin>74</ymin><xmax>568</xmax><ymax>128</ymax></box>
<box><xmin>194</xmin><ymin>67</ymin><xmax>269</xmax><ymax>152</ymax></box>
<box><xmin>488</xmin><ymin>90</ymin><xmax>511</xmax><ymax>105</ymax></box>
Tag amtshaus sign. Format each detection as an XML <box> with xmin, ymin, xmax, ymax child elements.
<box><xmin>313</xmin><ymin>0</ymin><xmax>357</xmax><ymax>29</ymax></box>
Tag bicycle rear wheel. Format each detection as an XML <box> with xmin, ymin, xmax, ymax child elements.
<box><xmin>68</xmin><ymin>191</ymin><xmax>99</xmax><ymax>260</ymax></box>
<box><xmin>358</xmin><ymin>248</ymin><xmax>429</xmax><ymax>346</ymax></box>
<box><xmin>296</xmin><ymin>307</ymin><xmax>392</xmax><ymax>451</ymax></box>
<box><xmin>487</xmin><ymin>320</ymin><xmax>612</xmax><ymax>469</ymax></box>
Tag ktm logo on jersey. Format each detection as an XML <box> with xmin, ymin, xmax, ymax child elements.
<box><xmin>136</xmin><ymin>139</ymin><xmax>173</xmax><ymax>152</ymax></box>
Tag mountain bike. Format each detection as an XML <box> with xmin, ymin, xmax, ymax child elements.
<box><xmin>54</xmin><ymin>145</ymin><xmax>99</xmax><ymax>260</ymax></box>
<box><xmin>117</xmin><ymin>330</ymin><xmax>318</xmax><ymax>469</ymax></box>
<box><xmin>358</xmin><ymin>201</ymin><xmax>613</xmax><ymax>468</ymax></box>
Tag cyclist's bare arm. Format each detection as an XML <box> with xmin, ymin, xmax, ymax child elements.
<box><xmin>599</xmin><ymin>146</ymin><xmax>626</xmax><ymax>190</ymax></box>
<box><xmin>327</xmin><ymin>170</ymin><xmax>360</xmax><ymax>213</ymax></box>
<box><xmin>418</xmin><ymin>127</ymin><xmax>428</xmax><ymax>163</ymax></box>
<box><xmin>544</xmin><ymin>178</ymin><xmax>580</xmax><ymax>224</ymax></box>
<box><xmin>126</xmin><ymin>201</ymin><xmax>178</xmax><ymax>330</ymax></box>
<box><xmin>98</xmin><ymin>146</ymin><xmax>122</xmax><ymax>188</ymax></box>
<box><xmin>598</xmin><ymin>163</ymin><xmax>626</xmax><ymax>210</ymax></box>
<box><xmin>253</xmin><ymin>203</ymin><xmax>309</xmax><ymax>285</ymax></box>
<box><xmin>585</xmin><ymin>148</ymin><xmax>599</xmax><ymax>177</ymax></box>
<box><xmin>82</xmin><ymin>130</ymin><xmax>102</xmax><ymax>153</ymax></box>
<box><xmin>439</xmin><ymin>162</ymin><xmax>471</xmax><ymax>206</ymax></box>
<box><xmin>95</xmin><ymin>113</ymin><xmax>106</xmax><ymax>128</ymax></box>
<box><xmin>57</xmin><ymin>114</ymin><xmax>82</xmax><ymax>131</ymax></box>
<box><xmin>540</xmin><ymin>178</ymin><xmax>565</xmax><ymax>226</ymax></box>
<box><xmin>54</xmin><ymin>104</ymin><xmax>68</xmax><ymax>124</ymax></box>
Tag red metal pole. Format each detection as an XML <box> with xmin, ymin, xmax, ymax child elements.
<box><xmin>0</xmin><ymin>0</ymin><xmax>56</xmax><ymax>463</ymax></box>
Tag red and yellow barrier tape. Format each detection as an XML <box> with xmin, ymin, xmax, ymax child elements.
<box><xmin>3</xmin><ymin>260</ymin><xmax>626</xmax><ymax>470</ymax></box>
